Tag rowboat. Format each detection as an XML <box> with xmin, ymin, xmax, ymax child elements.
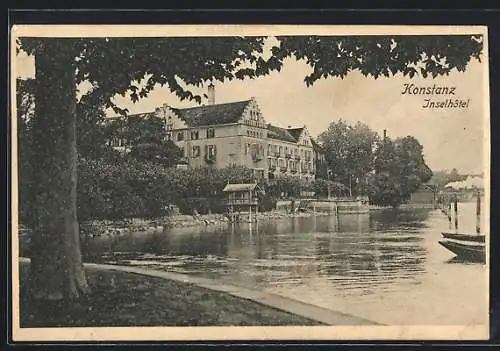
<box><xmin>438</xmin><ymin>239</ymin><xmax>485</xmax><ymax>262</ymax></box>
<box><xmin>441</xmin><ymin>232</ymin><xmax>485</xmax><ymax>243</ymax></box>
<box><xmin>438</xmin><ymin>190</ymin><xmax>486</xmax><ymax>262</ymax></box>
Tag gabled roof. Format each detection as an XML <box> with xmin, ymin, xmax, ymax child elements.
<box><xmin>267</xmin><ymin>124</ymin><xmax>297</xmax><ymax>143</ymax></box>
<box><xmin>287</xmin><ymin>127</ymin><xmax>304</xmax><ymax>141</ymax></box>
<box><xmin>171</xmin><ymin>100</ymin><xmax>251</xmax><ymax>127</ymax></box>
<box><xmin>223</xmin><ymin>183</ymin><xmax>260</xmax><ymax>192</ymax></box>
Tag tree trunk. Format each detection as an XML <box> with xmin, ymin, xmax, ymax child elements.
<box><xmin>29</xmin><ymin>39</ymin><xmax>89</xmax><ymax>300</ymax></box>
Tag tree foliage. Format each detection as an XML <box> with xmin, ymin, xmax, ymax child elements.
<box><xmin>318</xmin><ymin>120</ymin><xmax>379</xmax><ymax>195</ymax></box>
<box><xmin>107</xmin><ymin>115</ymin><xmax>183</xmax><ymax>166</ymax></box>
<box><xmin>77</xmin><ymin>162</ymin><xmax>258</xmax><ymax>219</ymax></box>
<box><xmin>17</xmin><ymin>35</ymin><xmax>483</xmax><ymax>115</ymax></box>
<box><xmin>271</xmin><ymin>35</ymin><xmax>483</xmax><ymax>83</ymax></box>
<box><xmin>368</xmin><ymin>136</ymin><xmax>433</xmax><ymax>207</ymax></box>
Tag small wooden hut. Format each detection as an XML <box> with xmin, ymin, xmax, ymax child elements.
<box><xmin>223</xmin><ymin>183</ymin><xmax>263</xmax><ymax>222</ymax></box>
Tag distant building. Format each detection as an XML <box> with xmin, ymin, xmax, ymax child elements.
<box><xmin>409</xmin><ymin>184</ymin><xmax>437</xmax><ymax>205</ymax></box>
<box><xmin>105</xmin><ymin>85</ymin><xmax>327</xmax><ymax>182</ymax></box>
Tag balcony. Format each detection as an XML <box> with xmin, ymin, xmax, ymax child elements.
<box><xmin>290</xmin><ymin>168</ymin><xmax>298</xmax><ymax>174</ymax></box>
<box><xmin>301</xmin><ymin>169</ymin><xmax>308</xmax><ymax>174</ymax></box>
<box><xmin>280</xmin><ymin>166</ymin><xmax>288</xmax><ymax>173</ymax></box>
<box><xmin>269</xmin><ymin>165</ymin><xmax>276</xmax><ymax>171</ymax></box>
<box><xmin>274</xmin><ymin>152</ymin><xmax>282</xmax><ymax>158</ymax></box>
<box><xmin>295</xmin><ymin>155</ymin><xmax>301</xmax><ymax>161</ymax></box>
<box><xmin>305</xmin><ymin>156</ymin><xmax>312</xmax><ymax>162</ymax></box>
<box><xmin>285</xmin><ymin>153</ymin><xmax>293</xmax><ymax>159</ymax></box>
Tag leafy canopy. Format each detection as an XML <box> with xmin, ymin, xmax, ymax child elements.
<box><xmin>17</xmin><ymin>34</ymin><xmax>483</xmax><ymax>114</ymax></box>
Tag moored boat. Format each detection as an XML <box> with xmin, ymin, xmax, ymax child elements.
<box><xmin>438</xmin><ymin>190</ymin><xmax>486</xmax><ymax>262</ymax></box>
<box><xmin>441</xmin><ymin>232</ymin><xmax>485</xmax><ymax>243</ymax></box>
<box><xmin>438</xmin><ymin>239</ymin><xmax>486</xmax><ymax>262</ymax></box>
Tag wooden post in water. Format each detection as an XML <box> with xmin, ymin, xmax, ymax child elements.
<box><xmin>476</xmin><ymin>190</ymin><xmax>481</xmax><ymax>234</ymax></box>
<box><xmin>447</xmin><ymin>199</ymin><xmax>452</xmax><ymax>229</ymax></box>
<box><xmin>454</xmin><ymin>196</ymin><xmax>458</xmax><ymax>232</ymax></box>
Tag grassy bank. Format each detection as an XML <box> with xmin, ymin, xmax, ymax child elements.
<box><xmin>19</xmin><ymin>263</ymin><xmax>323</xmax><ymax>327</ymax></box>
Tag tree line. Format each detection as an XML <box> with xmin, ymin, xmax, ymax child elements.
<box><xmin>19</xmin><ymin>77</ymin><xmax>433</xmax><ymax>226</ymax></box>
<box><xmin>318</xmin><ymin>120</ymin><xmax>433</xmax><ymax>207</ymax></box>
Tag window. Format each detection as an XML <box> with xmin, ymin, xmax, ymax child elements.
<box><xmin>180</xmin><ymin>147</ymin><xmax>185</xmax><ymax>156</ymax></box>
<box><xmin>192</xmin><ymin>146</ymin><xmax>201</xmax><ymax>157</ymax></box>
<box><xmin>191</xmin><ymin>130</ymin><xmax>199</xmax><ymax>140</ymax></box>
<box><xmin>207</xmin><ymin>128</ymin><xmax>215</xmax><ymax>139</ymax></box>
<box><xmin>177</xmin><ymin>132</ymin><xmax>184</xmax><ymax>141</ymax></box>
<box><xmin>206</xmin><ymin>144</ymin><xmax>217</xmax><ymax>158</ymax></box>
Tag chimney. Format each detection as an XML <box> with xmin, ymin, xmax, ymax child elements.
<box><xmin>207</xmin><ymin>82</ymin><xmax>215</xmax><ymax>105</ymax></box>
<box><xmin>383</xmin><ymin>129</ymin><xmax>387</xmax><ymax>140</ymax></box>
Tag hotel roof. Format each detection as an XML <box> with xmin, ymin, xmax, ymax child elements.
<box><xmin>287</xmin><ymin>127</ymin><xmax>304</xmax><ymax>141</ymax></box>
<box><xmin>266</xmin><ymin>124</ymin><xmax>298</xmax><ymax>143</ymax></box>
<box><xmin>172</xmin><ymin>100</ymin><xmax>252</xmax><ymax>127</ymax></box>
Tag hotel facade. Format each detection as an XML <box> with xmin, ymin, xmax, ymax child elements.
<box><xmin>108</xmin><ymin>85</ymin><xmax>328</xmax><ymax>182</ymax></box>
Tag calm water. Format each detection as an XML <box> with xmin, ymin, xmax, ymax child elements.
<box><xmin>81</xmin><ymin>203</ymin><xmax>488</xmax><ymax>326</ymax></box>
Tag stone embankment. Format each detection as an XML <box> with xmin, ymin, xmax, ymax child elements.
<box><xmin>78</xmin><ymin>210</ymin><xmax>332</xmax><ymax>238</ymax></box>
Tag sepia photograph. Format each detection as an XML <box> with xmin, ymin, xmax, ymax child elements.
<box><xmin>11</xmin><ymin>25</ymin><xmax>490</xmax><ymax>342</ymax></box>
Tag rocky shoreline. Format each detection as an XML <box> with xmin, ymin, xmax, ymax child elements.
<box><xmin>78</xmin><ymin>210</ymin><xmax>333</xmax><ymax>238</ymax></box>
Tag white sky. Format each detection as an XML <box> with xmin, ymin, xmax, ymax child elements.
<box><xmin>15</xmin><ymin>47</ymin><xmax>487</xmax><ymax>175</ymax></box>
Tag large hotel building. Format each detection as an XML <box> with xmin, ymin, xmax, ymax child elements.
<box><xmin>109</xmin><ymin>84</ymin><xmax>327</xmax><ymax>182</ymax></box>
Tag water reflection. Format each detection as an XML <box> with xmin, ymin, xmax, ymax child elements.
<box><xmin>22</xmin><ymin>204</ymin><xmax>487</xmax><ymax>325</ymax></box>
<box><xmin>81</xmin><ymin>209</ymin><xmax>431</xmax><ymax>294</ymax></box>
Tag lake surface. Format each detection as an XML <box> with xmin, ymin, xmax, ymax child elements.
<box><xmin>82</xmin><ymin>203</ymin><xmax>488</xmax><ymax>326</ymax></box>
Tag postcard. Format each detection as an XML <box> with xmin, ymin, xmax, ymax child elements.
<box><xmin>11</xmin><ymin>24</ymin><xmax>490</xmax><ymax>342</ymax></box>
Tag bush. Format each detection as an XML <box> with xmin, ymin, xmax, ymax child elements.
<box><xmin>77</xmin><ymin>157</ymin><xmax>173</xmax><ymax>220</ymax></box>
<box><xmin>259</xmin><ymin>195</ymin><xmax>277</xmax><ymax>212</ymax></box>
